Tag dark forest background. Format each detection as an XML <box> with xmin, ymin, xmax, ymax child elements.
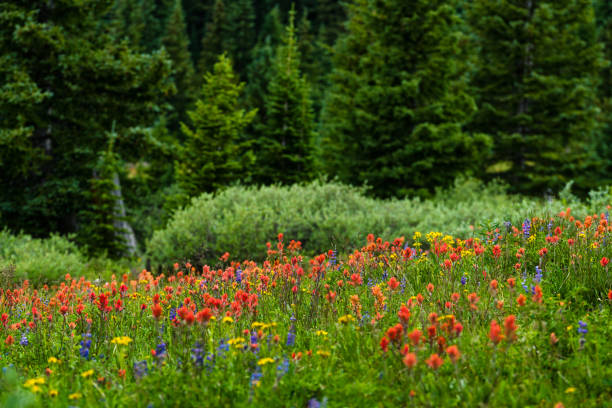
<box><xmin>1</xmin><ymin>0</ymin><xmax>611</xmax><ymax>258</ymax></box>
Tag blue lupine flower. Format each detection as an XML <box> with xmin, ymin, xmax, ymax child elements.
<box><xmin>286</xmin><ymin>331</ymin><xmax>296</xmax><ymax>347</ymax></box>
<box><xmin>250</xmin><ymin>331</ymin><xmax>258</xmax><ymax>344</ymax></box>
<box><xmin>522</xmin><ymin>218</ymin><xmax>531</xmax><ymax>238</ymax></box>
<box><xmin>329</xmin><ymin>251</ymin><xmax>337</xmax><ymax>268</ymax></box>
<box><xmin>504</xmin><ymin>221</ymin><xmax>512</xmax><ymax>230</ymax></box>
<box><xmin>79</xmin><ymin>338</ymin><xmax>92</xmax><ymax>359</ymax></box>
<box><xmin>169</xmin><ymin>308</ymin><xmax>176</xmax><ymax>321</ymax></box>
<box><xmin>191</xmin><ymin>342</ymin><xmax>204</xmax><ymax>367</ymax></box>
<box><xmin>250</xmin><ymin>368</ymin><xmax>263</xmax><ymax>385</ymax></box>
<box><xmin>534</xmin><ymin>266</ymin><xmax>543</xmax><ymax>283</ymax></box>
<box><xmin>578</xmin><ymin>321</ymin><xmax>588</xmax><ymax>335</ymax></box>
<box><xmin>19</xmin><ymin>334</ymin><xmax>28</xmax><ymax>346</ymax></box>
<box><xmin>308</xmin><ymin>398</ymin><xmax>321</xmax><ymax>408</ymax></box>
<box><xmin>156</xmin><ymin>342</ymin><xmax>167</xmax><ymax>356</ymax></box>
<box><xmin>217</xmin><ymin>338</ymin><xmax>229</xmax><ymax>353</ymax></box>
<box><xmin>133</xmin><ymin>360</ymin><xmax>148</xmax><ymax>379</ymax></box>
<box><xmin>277</xmin><ymin>358</ymin><xmax>290</xmax><ymax>377</ymax></box>
<box><xmin>460</xmin><ymin>276</ymin><xmax>467</xmax><ymax>285</ymax></box>
<box><xmin>522</xmin><ymin>281</ymin><xmax>529</xmax><ymax>294</ymax></box>
<box><xmin>236</xmin><ymin>268</ymin><xmax>242</xmax><ymax>284</ymax></box>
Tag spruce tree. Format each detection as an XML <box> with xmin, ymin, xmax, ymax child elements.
<box><xmin>176</xmin><ymin>55</ymin><xmax>257</xmax><ymax>197</ymax></box>
<box><xmin>593</xmin><ymin>0</ymin><xmax>612</xmax><ymax>186</ymax></box>
<box><xmin>245</xmin><ymin>6</ymin><xmax>284</xmax><ymax>123</ymax></box>
<box><xmin>0</xmin><ymin>0</ymin><xmax>172</xmax><ymax>252</ymax></box>
<box><xmin>225</xmin><ymin>0</ymin><xmax>256</xmax><ymax>79</ymax></box>
<box><xmin>257</xmin><ymin>8</ymin><xmax>316</xmax><ymax>184</ymax></box>
<box><xmin>469</xmin><ymin>0</ymin><xmax>605</xmax><ymax>193</ymax></box>
<box><xmin>321</xmin><ymin>0</ymin><xmax>490</xmax><ymax>198</ymax></box>
<box><xmin>162</xmin><ymin>0</ymin><xmax>196</xmax><ymax>132</ymax></box>
<box><xmin>197</xmin><ymin>0</ymin><xmax>228</xmax><ymax>77</ymax></box>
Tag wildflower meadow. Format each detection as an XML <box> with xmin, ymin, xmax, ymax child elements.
<box><xmin>0</xmin><ymin>209</ymin><xmax>611</xmax><ymax>407</ymax></box>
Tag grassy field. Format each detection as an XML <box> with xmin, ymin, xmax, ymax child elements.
<box><xmin>0</xmin><ymin>207</ymin><xmax>611</xmax><ymax>407</ymax></box>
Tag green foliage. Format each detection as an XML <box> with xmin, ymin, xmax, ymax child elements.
<box><xmin>197</xmin><ymin>0</ymin><xmax>228</xmax><ymax>77</ymax></box>
<box><xmin>176</xmin><ymin>54</ymin><xmax>257</xmax><ymax>198</ymax></box>
<box><xmin>146</xmin><ymin>178</ymin><xmax>611</xmax><ymax>268</ymax></box>
<box><xmin>321</xmin><ymin>0</ymin><xmax>491</xmax><ymax>198</ymax></box>
<box><xmin>469</xmin><ymin>0</ymin><xmax>605</xmax><ymax>194</ymax></box>
<box><xmin>0</xmin><ymin>230</ymin><xmax>88</xmax><ymax>285</ymax></box>
<box><xmin>256</xmin><ymin>8</ymin><xmax>317</xmax><ymax>184</ymax></box>
<box><xmin>162</xmin><ymin>0</ymin><xmax>196</xmax><ymax>131</ymax></box>
<box><xmin>78</xmin><ymin>135</ymin><xmax>128</xmax><ymax>258</ymax></box>
<box><xmin>0</xmin><ymin>0</ymin><xmax>173</xmax><ymax>246</ymax></box>
<box><xmin>225</xmin><ymin>0</ymin><xmax>256</xmax><ymax>78</ymax></box>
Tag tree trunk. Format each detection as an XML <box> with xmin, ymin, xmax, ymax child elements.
<box><xmin>111</xmin><ymin>172</ymin><xmax>138</xmax><ymax>256</ymax></box>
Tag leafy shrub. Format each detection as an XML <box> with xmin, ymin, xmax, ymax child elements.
<box><xmin>146</xmin><ymin>179</ymin><xmax>611</xmax><ymax>267</ymax></box>
<box><xmin>0</xmin><ymin>230</ymin><xmax>88</xmax><ymax>285</ymax></box>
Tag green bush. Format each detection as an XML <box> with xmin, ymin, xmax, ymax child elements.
<box><xmin>146</xmin><ymin>179</ymin><xmax>611</xmax><ymax>267</ymax></box>
<box><xmin>0</xmin><ymin>230</ymin><xmax>88</xmax><ymax>285</ymax></box>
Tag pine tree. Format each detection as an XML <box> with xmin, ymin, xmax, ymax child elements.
<box><xmin>321</xmin><ymin>0</ymin><xmax>490</xmax><ymax>198</ymax></box>
<box><xmin>469</xmin><ymin>0</ymin><xmax>605</xmax><ymax>194</ymax></box>
<box><xmin>162</xmin><ymin>0</ymin><xmax>197</xmax><ymax>132</ymax></box>
<box><xmin>257</xmin><ymin>8</ymin><xmax>316</xmax><ymax>184</ymax></box>
<box><xmin>197</xmin><ymin>0</ymin><xmax>228</xmax><ymax>77</ymax></box>
<box><xmin>176</xmin><ymin>55</ymin><xmax>257</xmax><ymax>197</ymax></box>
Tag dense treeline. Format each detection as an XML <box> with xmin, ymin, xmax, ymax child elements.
<box><xmin>1</xmin><ymin>0</ymin><xmax>611</xmax><ymax>257</ymax></box>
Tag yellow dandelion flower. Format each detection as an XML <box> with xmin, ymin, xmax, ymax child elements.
<box><xmin>68</xmin><ymin>392</ymin><xmax>82</xmax><ymax>400</ymax></box>
<box><xmin>222</xmin><ymin>316</ymin><xmax>234</xmax><ymax>324</ymax></box>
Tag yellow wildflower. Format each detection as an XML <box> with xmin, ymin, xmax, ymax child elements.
<box><xmin>228</xmin><ymin>337</ymin><xmax>246</xmax><ymax>346</ymax></box>
<box><xmin>222</xmin><ymin>316</ymin><xmax>234</xmax><ymax>324</ymax></box>
<box><xmin>316</xmin><ymin>330</ymin><xmax>328</xmax><ymax>336</ymax></box>
<box><xmin>49</xmin><ymin>389</ymin><xmax>58</xmax><ymax>397</ymax></box>
<box><xmin>110</xmin><ymin>336</ymin><xmax>132</xmax><ymax>346</ymax></box>
<box><xmin>24</xmin><ymin>377</ymin><xmax>45</xmax><ymax>388</ymax></box>
<box><xmin>317</xmin><ymin>350</ymin><xmax>331</xmax><ymax>358</ymax></box>
<box><xmin>47</xmin><ymin>357</ymin><xmax>60</xmax><ymax>364</ymax></box>
<box><xmin>68</xmin><ymin>392</ymin><xmax>82</xmax><ymax>400</ymax></box>
<box><xmin>81</xmin><ymin>369</ymin><xmax>94</xmax><ymax>378</ymax></box>
<box><xmin>565</xmin><ymin>387</ymin><xmax>576</xmax><ymax>393</ymax></box>
<box><xmin>257</xmin><ymin>357</ymin><xmax>275</xmax><ymax>366</ymax></box>
<box><xmin>338</xmin><ymin>314</ymin><xmax>355</xmax><ymax>324</ymax></box>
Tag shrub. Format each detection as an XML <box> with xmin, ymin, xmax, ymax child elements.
<box><xmin>0</xmin><ymin>230</ymin><xmax>88</xmax><ymax>285</ymax></box>
<box><xmin>146</xmin><ymin>179</ymin><xmax>611</xmax><ymax>268</ymax></box>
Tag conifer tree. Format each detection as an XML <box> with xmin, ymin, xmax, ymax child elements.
<box><xmin>257</xmin><ymin>8</ymin><xmax>316</xmax><ymax>184</ymax></box>
<box><xmin>0</xmin><ymin>0</ymin><xmax>172</xmax><ymax>251</ymax></box>
<box><xmin>469</xmin><ymin>0</ymin><xmax>604</xmax><ymax>193</ymax></box>
<box><xmin>593</xmin><ymin>0</ymin><xmax>612</xmax><ymax>186</ymax></box>
<box><xmin>225</xmin><ymin>0</ymin><xmax>256</xmax><ymax>79</ymax></box>
<box><xmin>321</xmin><ymin>0</ymin><xmax>490</xmax><ymax>198</ymax></box>
<box><xmin>162</xmin><ymin>0</ymin><xmax>197</xmax><ymax>132</ymax></box>
<box><xmin>197</xmin><ymin>0</ymin><xmax>228</xmax><ymax>77</ymax></box>
<box><xmin>245</xmin><ymin>6</ymin><xmax>283</xmax><ymax>122</ymax></box>
<box><xmin>176</xmin><ymin>55</ymin><xmax>257</xmax><ymax>197</ymax></box>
